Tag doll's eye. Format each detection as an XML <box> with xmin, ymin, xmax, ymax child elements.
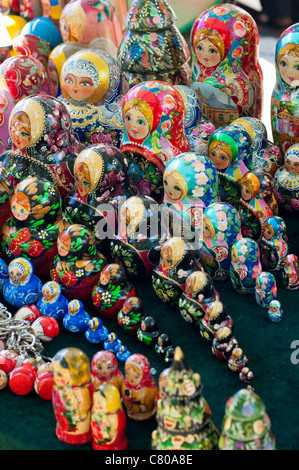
<box><xmin>196</xmin><ymin>45</ymin><xmax>202</xmax><ymax>52</ymax></box>
<box><xmin>280</xmin><ymin>60</ymin><xmax>287</xmax><ymax>68</ymax></box>
<box><xmin>125</xmin><ymin>115</ymin><xmax>131</xmax><ymax>122</ymax></box>
<box><xmin>80</xmin><ymin>80</ymin><xmax>93</xmax><ymax>87</ymax></box>
<box><xmin>220</xmin><ymin>155</ymin><xmax>228</xmax><ymax>161</ymax></box>
<box><xmin>209</xmin><ymin>48</ymin><xmax>217</xmax><ymax>54</ymax></box>
<box><xmin>83</xmin><ymin>181</ymin><xmax>89</xmax><ymax>186</ymax></box>
<box><xmin>295</xmin><ymin>65</ymin><xmax>299</xmax><ymax>71</ymax></box>
<box><xmin>210</xmin><ymin>151</ymin><xmax>216</xmax><ymax>157</ymax></box>
<box><xmin>174</xmin><ymin>186</ymin><xmax>181</xmax><ymax>191</ymax></box>
<box><xmin>137</xmin><ymin>119</ymin><xmax>146</xmax><ymax>125</ymax></box>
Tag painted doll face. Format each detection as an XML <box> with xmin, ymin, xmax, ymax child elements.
<box><xmin>195</xmin><ymin>38</ymin><xmax>222</xmax><ymax>68</ymax></box>
<box><xmin>125</xmin><ymin>364</ymin><xmax>142</xmax><ymax>387</ymax></box>
<box><xmin>53</xmin><ymin>361</ymin><xmax>71</xmax><ymax>387</ymax></box>
<box><xmin>11</xmin><ymin>196</ymin><xmax>30</xmax><ymax>221</ymax></box>
<box><xmin>94</xmin><ymin>359</ymin><xmax>113</xmax><ymax>378</ymax></box>
<box><xmin>60</xmin><ymin>16</ymin><xmax>70</xmax><ymax>42</ymax></box>
<box><xmin>100</xmin><ymin>269</ymin><xmax>110</xmax><ymax>286</ymax></box>
<box><xmin>161</xmin><ymin>246</ymin><xmax>172</xmax><ymax>271</ymax></box>
<box><xmin>124</xmin><ymin>106</ymin><xmax>150</xmax><ymax>141</ymax></box>
<box><xmin>241</xmin><ymin>183</ymin><xmax>252</xmax><ymax>201</ymax></box>
<box><xmin>62</xmin><ymin>73</ymin><xmax>96</xmax><ymax>100</ymax></box>
<box><xmin>57</xmin><ymin>235</ymin><xmax>70</xmax><ymax>256</ymax></box>
<box><xmin>42</xmin><ymin>285</ymin><xmax>53</xmax><ymax>302</ymax></box>
<box><xmin>209</xmin><ymin>146</ymin><xmax>231</xmax><ymax>170</ymax></box>
<box><xmin>202</xmin><ymin>215</ymin><xmax>213</xmax><ymax>239</ymax></box>
<box><xmin>285</xmin><ymin>155</ymin><xmax>299</xmax><ymax>174</ymax></box>
<box><xmin>263</xmin><ymin>224</ymin><xmax>274</xmax><ymax>240</ymax></box>
<box><xmin>0</xmin><ymin>370</ymin><xmax>8</xmax><ymax>390</ymax></box>
<box><xmin>74</xmin><ymin>162</ymin><xmax>91</xmax><ymax>197</ymax></box>
<box><xmin>231</xmin><ymin>246</ymin><xmax>238</xmax><ymax>263</ymax></box>
<box><xmin>278</xmin><ymin>52</ymin><xmax>299</xmax><ymax>86</ymax></box>
<box><xmin>163</xmin><ymin>172</ymin><xmax>184</xmax><ymax>202</ymax></box>
<box><xmin>10</xmin><ymin>115</ymin><xmax>31</xmax><ymax>150</ymax></box>
<box><xmin>269</xmin><ymin>304</ymin><xmax>278</xmax><ymax>313</ymax></box>
<box><xmin>9</xmin><ymin>266</ymin><xmax>24</xmax><ymax>285</ymax></box>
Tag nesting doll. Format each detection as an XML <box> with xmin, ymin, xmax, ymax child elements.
<box><xmin>282</xmin><ymin>254</ymin><xmax>299</xmax><ymax>290</ymax></box>
<box><xmin>104</xmin><ymin>332</ymin><xmax>123</xmax><ymax>354</ymax></box>
<box><xmin>137</xmin><ymin>316</ymin><xmax>161</xmax><ymax>349</ymax></box>
<box><xmin>50</xmin><ymin>224</ymin><xmax>107</xmax><ymax>301</ymax></box>
<box><xmin>1</xmin><ymin>176</ymin><xmax>70</xmax><ymax>278</ymax></box>
<box><xmin>37</xmin><ymin>281</ymin><xmax>68</xmax><ymax>320</ymax></box>
<box><xmin>62</xmin><ymin>299</ymin><xmax>90</xmax><ymax>333</ymax></box>
<box><xmin>92</xmin><ymin>263</ymin><xmax>135</xmax><ymax>319</ymax></box>
<box><xmin>90</xmin><ymin>350</ymin><xmax>123</xmax><ymax>392</ymax></box>
<box><xmin>230</xmin><ymin>238</ymin><xmax>262</xmax><ymax>295</ymax></box>
<box><xmin>3</xmin><ymin>257</ymin><xmax>42</xmax><ymax>308</ymax></box>
<box><xmin>271</xmin><ymin>23</ymin><xmax>299</xmax><ymax>154</ymax></box>
<box><xmin>52</xmin><ymin>347</ymin><xmax>92</xmax><ymax>444</ymax></box>
<box><xmin>259</xmin><ymin>216</ymin><xmax>288</xmax><ymax>271</ymax></box>
<box><xmin>268</xmin><ymin>300</ymin><xmax>283</xmax><ymax>322</ymax></box>
<box><xmin>111</xmin><ymin>195</ymin><xmax>161</xmax><ymax>279</ymax></box>
<box><xmin>12</xmin><ymin>34</ymin><xmax>52</xmax><ymax>71</ymax></box>
<box><xmin>59</xmin><ymin>49</ymin><xmax>123</xmax><ymax>147</ymax></box>
<box><xmin>117</xmin><ymin>296</ymin><xmax>146</xmax><ymax>335</ymax></box>
<box><xmin>0</xmin><ymin>258</ymin><xmax>8</xmax><ymax>291</ymax></box>
<box><xmin>207</xmin><ymin>125</ymin><xmax>253</xmax><ymax>208</ymax></box>
<box><xmin>228</xmin><ymin>347</ymin><xmax>248</xmax><ymax>373</ymax></box>
<box><xmin>121</xmin><ymin>353</ymin><xmax>157</xmax><ymax>421</ymax></box>
<box><xmin>39</xmin><ymin>0</ymin><xmax>62</xmax><ymax>27</ymax></box>
<box><xmin>179</xmin><ymin>270</ymin><xmax>220</xmax><ymax>327</ymax></box>
<box><xmin>121</xmin><ymin>80</ymin><xmax>191</xmax><ymax>203</ymax></box>
<box><xmin>116</xmin><ymin>346</ymin><xmax>131</xmax><ymax>362</ymax></box>
<box><xmin>198</xmin><ymin>202</ymin><xmax>242</xmax><ymax>281</ymax></box>
<box><xmin>0</xmin><ymin>88</ymin><xmax>16</xmax><ymax>155</ymax></box>
<box><xmin>21</xmin><ymin>16</ymin><xmax>63</xmax><ymax>49</ymax></box>
<box><xmin>152</xmin><ymin>237</ymin><xmax>197</xmax><ymax>306</ymax></box>
<box><xmin>200</xmin><ymin>300</ymin><xmax>233</xmax><ymax>342</ymax></box>
<box><xmin>85</xmin><ymin>317</ymin><xmax>108</xmax><ymax>344</ymax></box>
<box><xmin>255</xmin><ymin>272</ymin><xmax>277</xmax><ymax>308</ymax></box>
<box><xmin>190</xmin><ymin>3</ymin><xmax>263</xmax><ymax>127</ymax></box>
<box><xmin>212</xmin><ymin>326</ymin><xmax>238</xmax><ymax>362</ymax></box>
<box><xmin>274</xmin><ymin>143</ymin><xmax>299</xmax><ymax>212</ymax></box>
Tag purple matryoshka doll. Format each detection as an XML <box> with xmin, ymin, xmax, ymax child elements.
<box><xmin>255</xmin><ymin>271</ymin><xmax>277</xmax><ymax>308</ymax></box>
<box><xmin>282</xmin><ymin>254</ymin><xmax>299</xmax><ymax>290</ymax></box>
<box><xmin>121</xmin><ymin>80</ymin><xmax>191</xmax><ymax>203</ymax></box>
<box><xmin>50</xmin><ymin>223</ymin><xmax>107</xmax><ymax>301</ymax></box>
<box><xmin>59</xmin><ymin>49</ymin><xmax>123</xmax><ymax>147</ymax></box>
<box><xmin>12</xmin><ymin>34</ymin><xmax>52</xmax><ymax>71</ymax></box>
<box><xmin>0</xmin><ymin>176</ymin><xmax>70</xmax><ymax>278</ymax></box>
<box><xmin>271</xmin><ymin>24</ymin><xmax>299</xmax><ymax>154</ymax></box>
<box><xmin>230</xmin><ymin>237</ymin><xmax>262</xmax><ymax>295</ymax></box>
<box><xmin>274</xmin><ymin>143</ymin><xmax>299</xmax><ymax>213</ymax></box>
<box><xmin>259</xmin><ymin>216</ymin><xmax>288</xmax><ymax>271</ymax></box>
<box><xmin>111</xmin><ymin>195</ymin><xmax>161</xmax><ymax>279</ymax></box>
<box><xmin>198</xmin><ymin>202</ymin><xmax>242</xmax><ymax>281</ymax></box>
<box><xmin>190</xmin><ymin>3</ymin><xmax>263</xmax><ymax>127</ymax></box>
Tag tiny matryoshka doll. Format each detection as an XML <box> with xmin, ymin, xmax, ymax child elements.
<box><xmin>117</xmin><ymin>296</ymin><xmax>146</xmax><ymax>335</ymax></box>
<box><xmin>92</xmin><ymin>263</ymin><xmax>135</xmax><ymax>320</ymax></box>
<box><xmin>230</xmin><ymin>238</ymin><xmax>262</xmax><ymax>295</ymax></box>
<box><xmin>212</xmin><ymin>326</ymin><xmax>238</xmax><ymax>362</ymax></box>
<box><xmin>85</xmin><ymin>317</ymin><xmax>108</xmax><ymax>343</ymax></box>
<box><xmin>50</xmin><ymin>224</ymin><xmax>107</xmax><ymax>301</ymax></box>
<box><xmin>190</xmin><ymin>3</ymin><xmax>263</xmax><ymax>127</ymax></box>
<box><xmin>111</xmin><ymin>195</ymin><xmax>161</xmax><ymax>279</ymax></box>
<box><xmin>179</xmin><ymin>270</ymin><xmax>220</xmax><ymax>327</ymax></box>
<box><xmin>200</xmin><ymin>300</ymin><xmax>233</xmax><ymax>342</ymax></box>
<box><xmin>152</xmin><ymin>237</ymin><xmax>197</xmax><ymax>307</ymax></box>
<box><xmin>37</xmin><ymin>280</ymin><xmax>68</xmax><ymax>320</ymax></box>
<box><xmin>228</xmin><ymin>347</ymin><xmax>248</xmax><ymax>374</ymax></box>
<box><xmin>62</xmin><ymin>299</ymin><xmax>90</xmax><ymax>333</ymax></box>
<box><xmin>255</xmin><ymin>271</ymin><xmax>277</xmax><ymax>308</ymax></box>
<box><xmin>274</xmin><ymin>143</ymin><xmax>299</xmax><ymax>213</ymax></box>
<box><xmin>121</xmin><ymin>80</ymin><xmax>191</xmax><ymax>203</ymax></box>
<box><xmin>52</xmin><ymin>347</ymin><xmax>92</xmax><ymax>444</ymax></box>
<box><xmin>3</xmin><ymin>257</ymin><xmax>42</xmax><ymax>308</ymax></box>
<box><xmin>198</xmin><ymin>202</ymin><xmax>242</xmax><ymax>281</ymax></box>
<box><xmin>271</xmin><ymin>24</ymin><xmax>299</xmax><ymax>154</ymax></box>
<box><xmin>91</xmin><ymin>350</ymin><xmax>123</xmax><ymax>392</ymax></box>
<box><xmin>137</xmin><ymin>316</ymin><xmax>161</xmax><ymax>349</ymax></box>
<box><xmin>282</xmin><ymin>254</ymin><xmax>299</xmax><ymax>290</ymax></box>
<box><xmin>121</xmin><ymin>353</ymin><xmax>157</xmax><ymax>421</ymax></box>
<box><xmin>259</xmin><ymin>216</ymin><xmax>288</xmax><ymax>271</ymax></box>
<box><xmin>155</xmin><ymin>333</ymin><xmax>173</xmax><ymax>361</ymax></box>
<box><xmin>268</xmin><ymin>300</ymin><xmax>283</xmax><ymax>322</ymax></box>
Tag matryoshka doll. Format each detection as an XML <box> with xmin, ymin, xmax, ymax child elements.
<box><xmin>198</xmin><ymin>202</ymin><xmax>242</xmax><ymax>281</ymax></box>
<box><xmin>200</xmin><ymin>300</ymin><xmax>233</xmax><ymax>342</ymax></box>
<box><xmin>121</xmin><ymin>80</ymin><xmax>191</xmax><ymax>203</ymax></box>
<box><xmin>50</xmin><ymin>224</ymin><xmax>107</xmax><ymax>301</ymax></box>
<box><xmin>90</xmin><ymin>350</ymin><xmax>123</xmax><ymax>392</ymax></box>
<box><xmin>111</xmin><ymin>195</ymin><xmax>161</xmax><ymax>279</ymax></box>
<box><xmin>190</xmin><ymin>3</ymin><xmax>263</xmax><ymax>127</ymax></box>
<box><xmin>152</xmin><ymin>237</ymin><xmax>197</xmax><ymax>307</ymax></box>
<box><xmin>3</xmin><ymin>257</ymin><xmax>42</xmax><ymax>308</ymax></box>
<box><xmin>62</xmin><ymin>299</ymin><xmax>90</xmax><ymax>333</ymax></box>
<box><xmin>211</xmin><ymin>326</ymin><xmax>238</xmax><ymax>362</ymax></box>
<box><xmin>268</xmin><ymin>300</ymin><xmax>283</xmax><ymax>322</ymax></box>
<box><xmin>271</xmin><ymin>24</ymin><xmax>299</xmax><ymax>154</ymax></box>
<box><xmin>117</xmin><ymin>296</ymin><xmax>146</xmax><ymax>335</ymax></box>
<box><xmin>59</xmin><ymin>49</ymin><xmax>123</xmax><ymax>147</ymax></box>
<box><xmin>282</xmin><ymin>254</ymin><xmax>299</xmax><ymax>290</ymax></box>
<box><xmin>12</xmin><ymin>34</ymin><xmax>52</xmax><ymax>71</ymax></box>
<box><xmin>228</xmin><ymin>347</ymin><xmax>248</xmax><ymax>374</ymax></box>
<box><xmin>255</xmin><ymin>271</ymin><xmax>277</xmax><ymax>308</ymax></box>
<box><xmin>1</xmin><ymin>176</ymin><xmax>70</xmax><ymax>278</ymax></box>
<box><xmin>259</xmin><ymin>216</ymin><xmax>288</xmax><ymax>271</ymax></box>
<box><xmin>121</xmin><ymin>353</ymin><xmax>157</xmax><ymax>421</ymax></box>
<box><xmin>52</xmin><ymin>347</ymin><xmax>92</xmax><ymax>444</ymax></box>
<box><xmin>274</xmin><ymin>143</ymin><xmax>299</xmax><ymax>213</ymax></box>
<box><xmin>92</xmin><ymin>263</ymin><xmax>135</xmax><ymax>320</ymax></box>
<box><xmin>0</xmin><ymin>87</ymin><xmax>16</xmax><ymax>155</ymax></box>
<box><xmin>137</xmin><ymin>316</ymin><xmax>161</xmax><ymax>349</ymax></box>
<box><xmin>230</xmin><ymin>238</ymin><xmax>262</xmax><ymax>295</ymax></box>
<box><xmin>37</xmin><ymin>280</ymin><xmax>68</xmax><ymax>320</ymax></box>
<box><xmin>178</xmin><ymin>270</ymin><xmax>220</xmax><ymax>327</ymax></box>
<box><xmin>39</xmin><ymin>0</ymin><xmax>63</xmax><ymax>28</ymax></box>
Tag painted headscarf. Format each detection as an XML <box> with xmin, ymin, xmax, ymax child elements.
<box><xmin>91</xmin><ymin>350</ymin><xmax>119</xmax><ymax>381</ymax></box>
<box><xmin>41</xmin><ymin>280</ymin><xmax>62</xmax><ymax>303</ymax></box>
<box><xmin>8</xmin><ymin>257</ymin><xmax>34</xmax><ymax>286</ymax></box>
<box><xmin>12</xmin><ymin>34</ymin><xmax>52</xmax><ymax>70</ymax></box>
<box><xmin>124</xmin><ymin>353</ymin><xmax>156</xmax><ymax>390</ymax></box>
<box><xmin>274</xmin><ymin>144</ymin><xmax>299</xmax><ymax>210</ymax></box>
<box><xmin>256</xmin><ymin>271</ymin><xmax>277</xmax><ymax>300</ymax></box>
<box><xmin>0</xmin><ymin>88</ymin><xmax>16</xmax><ymax>154</ymax></box>
<box><xmin>157</xmin><ymin>236</ymin><xmax>196</xmax><ymax>283</ymax></box>
<box><xmin>231</xmin><ymin>237</ymin><xmax>262</xmax><ymax>279</ymax></box>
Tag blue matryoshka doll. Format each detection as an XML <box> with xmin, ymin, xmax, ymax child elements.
<box><xmin>63</xmin><ymin>299</ymin><xmax>90</xmax><ymax>333</ymax></box>
<box><xmin>0</xmin><ymin>258</ymin><xmax>8</xmax><ymax>292</ymax></box>
<box><xmin>268</xmin><ymin>300</ymin><xmax>283</xmax><ymax>322</ymax></box>
<box><xmin>271</xmin><ymin>23</ymin><xmax>299</xmax><ymax>154</ymax></box>
<box><xmin>230</xmin><ymin>237</ymin><xmax>262</xmax><ymax>295</ymax></box>
<box><xmin>3</xmin><ymin>257</ymin><xmax>42</xmax><ymax>308</ymax></box>
<box><xmin>37</xmin><ymin>280</ymin><xmax>69</xmax><ymax>321</ymax></box>
<box><xmin>255</xmin><ymin>271</ymin><xmax>277</xmax><ymax>308</ymax></box>
<box><xmin>198</xmin><ymin>202</ymin><xmax>242</xmax><ymax>281</ymax></box>
<box><xmin>259</xmin><ymin>216</ymin><xmax>288</xmax><ymax>271</ymax></box>
<box><xmin>274</xmin><ymin>143</ymin><xmax>299</xmax><ymax>213</ymax></box>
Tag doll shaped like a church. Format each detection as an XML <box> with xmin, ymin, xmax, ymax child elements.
<box><xmin>50</xmin><ymin>224</ymin><xmax>107</xmax><ymax>301</ymax></box>
<box><xmin>190</xmin><ymin>3</ymin><xmax>263</xmax><ymax>128</ymax></box>
<box><xmin>274</xmin><ymin>143</ymin><xmax>299</xmax><ymax>213</ymax></box>
<box><xmin>91</xmin><ymin>350</ymin><xmax>124</xmax><ymax>392</ymax></box>
<box><xmin>230</xmin><ymin>238</ymin><xmax>262</xmax><ymax>295</ymax></box>
<box><xmin>3</xmin><ymin>257</ymin><xmax>42</xmax><ymax>308</ymax></box>
<box><xmin>117</xmin><ymin>296</ymin><xmax>146</xmax><ymax>335</ymax></box>
<box><xmin>282</xmin><ymin>254</ymin><xmax>299</xmax><ymax>290</ymax></box>
<box><xmin>259</xmin><ymin>216</ymin><xmax>288</xmax><ymax>271</ymax></box>
<box><xmin>37</xmin><ymin>280</ymin><xmax>68</xmax><ymax>321</ymax></box>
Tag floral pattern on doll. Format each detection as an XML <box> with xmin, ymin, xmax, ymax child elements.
<box><xmin>230</xmin><ymin>237</ymin><xmax>262</xmax><ymax>294</ymax></box>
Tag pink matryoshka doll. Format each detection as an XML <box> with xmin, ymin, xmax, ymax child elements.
<box><xmin>282</xmin><ymin>253</ymin><xmax>299</xmax><ymax>290</ymax></box>
<box><xmin>190</xmin><ymin>3</ymin><xmax>263</xmax><ymax>128</ymax></box>
<box><xmin>121</xmin><ymin>353</ymin><xmax>157</xmax><ymax>421</ymax></box>
<box><xmin>0</xmin><ymin>87</ymin><xmax>16</xmax><ymax>155</ymax></box>
<box><xmin>91</xmin><ymin>350</ymin><xmax>124</xmax><ymax>392</ymax></box>
<box><xmin>121</xmin><ymin>80</ymin><xmax>191</xmax><ymax>203</ymax></box>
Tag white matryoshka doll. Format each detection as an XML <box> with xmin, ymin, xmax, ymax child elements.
<box><xmin>230</xmin><ymin>237</ymin><xmax>262</xmax><ymax>295</ymax></box>
<box><xmin>3</xmin><ymin>257</ymin><xmax>42</xmax><ymax>308</ymax></box>
<box><xmin>271</xmin><ymin>23</ymin><xmax>299</xmax><ymax>154</ymax></box>
<box><xmin>274</xmin><ymin>143</ymin><xmax>299</xmax><ymax>213</ymax></box>
<box><xmin>259</xmin><ymin>216</ymin><xmax>288</xmax><ymax>271</ymax></box>
<box><xmin>190</xmin><ymin>3</ymin><xmax>263</xmax><ymax>128</ymax></box>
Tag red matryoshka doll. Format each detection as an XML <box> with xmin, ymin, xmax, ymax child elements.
<box><xmin>11</xmin><ymin>34</ymin><xmax>52</xmax><ymax>71</ymax></box>
<box><xmin>1</xmin><ymin>176</ymin><xmax>69</xmax><ymax>278</ymax></box>
<box><xmin>121</xmin><ymin>80</ymin><xmax>191</xmax><ymax>203</ymax></box>
<box><xmin>271</xmin><ymin>24</ymin><xmax>299</xmax><ymax>154</ymax></box>
<box><xmin>51</xmin><ymin>224</ymin><xmax>107</xmax><ymax>301</ymax></box>
<box><xmin>92</xmin><ymin>263</ymin><xmax>135</xmax><ymax>320</ymax></box>
<box><xmin>52</xmin><ymin>347</ymin><xmax>93</xmax><ymax>445</ymax></box>
<box><xmin>229</xmin><ymin>238</ymin><xmax>262</xmax><ymax>295</ymax></box>
<box><xmin>91</xmin><ymin>350</ymin><xmax>123</xmax><ymax>392</ymax></box>
<box><xmin>111</xmin><ymin>195</ymin><xmax>161</xmax><ymax>279</ymax></box>
<box><xmin>18</xmin><ymin>0</ymin><xmax>35</xmax><ymax>20</ymax></box>
<box><xmin>274</xmin><ymin>143</ymin><xmax>299</xmax><ymax>213</ymax></box>
<box><xmin>91</xmin><ymin>383</ymin><xmax>128</xmax><ymax>450</ymax></box>
<box><xmin>282</xmin><ymin>253</ymin><xmax>299</xmax><ymax>290</ymax></box>
<box><xmin>190</xmin><ymin>3</ymin><xmax>263</xmax><ymax>127</ymax></box>
<box><xmin>152</xmin><ymin>236</ymin><xmax>197</xmax><ymax>307</ymax></box>
<box><xmin>121</xmin><ymin>353</ymin><xmax>157</xmax><ymax>421</ymax></box>
<box><xmin>259</xmin><ymin>216</ymin><xmax>288</xmax><ymax>271</ymax></box>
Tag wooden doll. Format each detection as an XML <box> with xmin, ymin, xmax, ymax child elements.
<box><xmin>121</xmin><ymin>353</ymin><xmax>157</xmax><ymax>421</ymax></box>
<box><xmin>259</xmin><ymin>216</ymin><xmax>288</xmax><ymax>271</ymax></box>
<box><xmin>274</xmin><ymin>143</ymin><xmax>299</xmax><ymax>213</ymax></box>
<box><xmin>0</xmin><ymin>258</ymin><xmax>8</xmax><ymax>292</ymax></box>
<box><xmin>228</xmin><ymin>347</ymin><xmax>248</xmax><ymax>373</ymax></box>
<box><xmin>85</xmin><ymin>317</ymin><xmax>108</xmax><ymax>344</ymax></box>
<box><xmin>137</xmin><ymin>316</ymin><xmax>161</xmax><ymax>349</ymax></box>
<box><xmin>104</xmin><ymin>333</ymin><xmax>122</xmax><ymax>354</ymax></box>
<box><xmin>62</xmin><ymin>299</ymin><xmax>90</xmax><ymax>333</ymax></box>
<box><xmin>91</xmin><ymin>383</ymin><xmax>128</xmax><ymax>450</ymax></box>
<box><xmin>3</xmin><ymin>257</ymin><xmax>42</xmax><ymax>308</ymax></box>
<box><xmin>37</xmin><ymin>281</ymin><xmax>68</xmax><ymax>321</ymax></box>
<box><xmin>255</xmin><ymin>271</ymin><xmax>277</xmax><ymax>308</ymax></box>
<box><xmin>282</xmin><ymin>254</ymin><xmax>299</xmax><ymax>290</ymax></box>
<box><xmin>52</xmin><ymin>347</ymin><xmax>92</xmax><ymax>444</ymax></box>
<box><xmin>155</xmin><ymin>333</ymin><xmax>174</xmax><ymax>361</ymax></box>
<box><xmin>12</xmin><ymin>34</ymin><xmax>51</xmax><ymax>71</ymax></box>
<box><xmin>200</xmin><ymin>300</ymin><xmax>233</xmax><ymax>342</ymax></box>
<box><xmin>268</xmin><ymin>300</ymin><xmax>283</xmax><ymax>322</ymax></box>
<box><xmin>211</xmin><ymin>326</ymin><xmax>238</xmax><ymax>362</ymax></box>
<box><xmin>90</xmin><ymin>350</ymin><xmax>123</xmax><ymax>392</ymax></box>
<box><xmin>117</xmin><ymin>296</ymin><xmax>146</xmax><ymax>335</ymax></box>
<box><xmin>0</xmin><ymin>88</ymin><xmax>16</xmax><ymax>156</ymax></box>
<box><xmin>230</xmin><ymin>238</ymin><xmax>262</xmax><ymax>295</ymax></box>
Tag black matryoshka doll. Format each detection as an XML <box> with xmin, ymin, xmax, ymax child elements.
<box><xmin>200</xmin><ymin>300</ymin><xmax>233</xmax><ymax>342</ymax></box>
<box><xmin>211</xmin><ymin>326</ymin><xmax>238</xmax><ymax>362</ymax></box>
<box><xmin>137</xmin><ymin>316</ymin><xmax>161</xmax><ymax>349</ymax></box>
<box><xmin>152</xmin><ymin>236</ymin><xmax>197</xmax><ymax>307</ymax></box>
<box><xmin>111</xmin><ymin>195</ymin><xmax>161</xmax><ymax>279</ymax></box>
<box><xmin>50</xmin><ymin>223</ymin><xmax>107</xmax><ymax>301</ymax></box>
<box><xmin>1</xmin><ymin>176</ymin><xmax>70</xmax><ymax>279</ymax></box>
<box><xmin>117</xmin><ymin>296</ymin><xmax>146</xmax><ymax>335</ymax></box>
<box><xmin>92</xmin><ymin>263</ymin><xmax>136</xmax><ymax>320</ymax></box>
<box><xmin>259</xmin><ymin>216</ymin><xmax>288</xmax><ymax>271</ymax></box>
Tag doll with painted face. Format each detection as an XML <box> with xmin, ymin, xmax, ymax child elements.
<box><xmin>91</xmin><ymin>350</ymin><xmax>124</xmax><ymax>392</ymax></box>
<box><xmin>190</xmin><ymin>3</ymin><xmax>263</xmax><ymax>127</ymax></box>
<box><xmin>3</xmin><ymin>257</ymin><xmax>42</xmax><ymax>308</ymax></box>
<box><xmin>37</xmin><ymin>280</ymin><xmax>68</xmax><ymax>320</ymax></box>
<box><xmin>51</xmin><ymin>224</ymin><xmax>107</xmax><ymax>301</ymax></box>
<box><xmin>271</xmin><ymin>24</ymin><xmax>299</xmax><ymax>154</ymax></box>
<box><xmin>230</xmin><ymin>238</ymin><xmax>262</xmax><ymax>295</ymax></box>
<box><xmin>63</xmin><ymin>298</ymin><xmax>90</xmax><ymax>333</ymax></box>
<box><xmin>282</xmin><ymin>254</ymin><xmax>299</xmax><ymax>290</ymax></box>
<box><xmin>255</xmin><ymin>271</ymin><xmax>277</xmax><ymax>308</ymax></box>
<box><xmin>274</xmin><ymin>143</ymin><xmax>299</xmax><ymax>213</ymax></box>
<box><xmin>200</xmin><ymin>300</ymin><xmax>233</xmax><ymax>342</ymax></box>
<box><xmin>259</xmin><ymin>216</ymin><xmax>288</xmax><ymax>271</ymax></box>
<box><xmin>212</xmin><ymin>326</ymin><xmax>238</xmax><ymax>362</ymax></box>
<box><xmin>268</xmin><ymin>300</ymin><xmax>283</xmax><ymax>322</ymax></box>
<box><xmin>117</xmin><ymin>296</ymin><xmax>146</xmax><ymax>335</ymax></box>
<box><xmin>137</xmin><ymin>316</ymin><xmax>161</xmax><ymax>349</ymax></box>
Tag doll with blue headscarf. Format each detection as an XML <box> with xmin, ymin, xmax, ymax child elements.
<box><xmin>3</xmin><ymin>257</ymin><xmax>42</xmax><ymax>308</ymax></box>
<box><xmin>230</xmin><ymin>237</ymin><xmax>262</xmax><ymax>295</ymax></box>
<box><xmin>274</xmin><ymin>143</ymin><xmax>299</xmax><ymax>212</ymax></box>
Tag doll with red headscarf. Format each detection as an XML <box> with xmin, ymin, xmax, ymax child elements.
<box><xmin>90</xmin><ymin>350</ymin><xmax>124</xmax><ymax>392</ymax></box>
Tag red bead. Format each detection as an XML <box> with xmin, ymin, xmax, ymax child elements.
<box><xmin>9</xmin><ymin>366</ymin><xmax>36</xmax><ymax>395</ymax></box>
